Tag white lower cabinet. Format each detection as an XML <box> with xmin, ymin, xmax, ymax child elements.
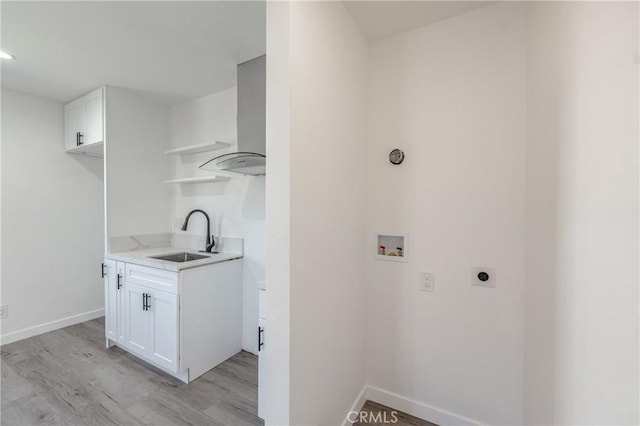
<box><xmin>258</xmin><ymin>288</ymin><xmax>266</xmax><ymax>419</ymax></box>
<box><xmin>104</xmin><ymin>260</ymin><xmax>118</xmax><ymax>342</ymax></box>
<box><xmin>124</xmin><ymin>282</ymin><xmax>152</xmax><ymax>359</ymax></box>
<box><xmin>148</xmin><ymin>289</ymin><xmax>178</xmax><ymax>371</ymax></box>
<box><xmin>124</xmin><ymin>283</ymin><xmax>178</xmax><ymax>371</ymax></box>
<box><xmin>104</xmin><ymin>257</ymin><xmax>242</xmax><ymax>383</ymax></box>
<box><xmin>104</xmin><ymin>260</ymin><xmax>125</xmax><ymax>345</ymax></box>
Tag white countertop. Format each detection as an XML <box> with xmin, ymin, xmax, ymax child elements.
<box><xmin>105</xmin><ymin>247</ymin><xmax>242</xmax><ymax>272</ymax></box>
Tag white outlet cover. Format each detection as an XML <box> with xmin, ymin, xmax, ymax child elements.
<box><xmin>471</xmin><ymin>267</ymin><xmax>496</xmax><ymax>287</ymax></box>
<box><xmin>420</xmin><ymin>272</ymin><xmax>435</xmax><ymax>293</ymax></box>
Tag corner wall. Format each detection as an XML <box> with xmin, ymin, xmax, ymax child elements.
<box><xmin>1</xmin><ymin>88</ymin><xmax>105</xmax><ymax>342</ymax></box>
<box><xmin>263</xmin><ymin>1</ymin><xmax>292</xmax><ymax>423</ymax></box>
<box><xmin>266</xmin><ymin>2</ymin><xmax>639</xmax><ymax>424</ymax></box>
<box><xmin>525</xmin><ymin>2</ymin><xmax>639</xmax><ymax>424</ymax></box>
<box><xmin>365</xmin><ymin>3</ymin><xmax>527</xmax><ymax>424</ymax></box>
<box><xmin>287</xmin><ymin>1</ymin><xmax>369</xmax><ymax>424</ymax></box>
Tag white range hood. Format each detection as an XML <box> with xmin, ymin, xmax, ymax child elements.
<box><xmin>201</xmin><ymin>55</ymin><xmax>266</xmax><ymax>176</ymax></box>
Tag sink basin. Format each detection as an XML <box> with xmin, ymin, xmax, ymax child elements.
<box><xmin>149</xmin><ymin>252</ymin><xmax>210</xmax><ymax>263</ymax></box>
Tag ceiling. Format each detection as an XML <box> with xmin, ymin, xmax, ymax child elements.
<box><xmin>1</xmin><ymin>1</ymin><xmax>266</xmax><ymax>105</ymax></box>
<box><xmin>344</xmin><ymin>1</ymin><xmax>497</xmax><ymax>41</ymax></box>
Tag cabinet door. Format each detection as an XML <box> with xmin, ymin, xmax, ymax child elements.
<box><xmin>83</xmin><ymin>89</ymin><xmax>104</xmax><ymax>145</ymax></box>
<box><xmin>148</xmin><ymin>289</ymin><xmax>179</xmax><ymax>372</ymax></box>
<box><xmin>258</xmin><ymin>318</ymin><xmax>265</xmax><ymax>420</ymax></box>
<box><xmin>104</xmin><ymin>259</ymin><xmax>118</xmax><ymax>342</ymax></box>
<box><xmin>124</xmin><ymin>282</ymin><xmax>151</xmax><ymax>358</ymax></box>
<box><xmin>115</xmin><ymin>262</ymin><xmax>126</xmax><ymax>345</ymax></box>
<box><xmin>65</xmin><ymin>100</ymin><xmax>84</xmax><ymax>151</ymax></box>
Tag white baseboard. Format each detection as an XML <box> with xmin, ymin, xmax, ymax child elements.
<box><xmin>1</xmin><ymin>308</ymin><xmax>105</xmax><ymax>345</ymax></box>
<box><xmin>342</xmin><ymin>385</ymin><xmax>368</xmax><ymax>426</ymax></box>
<box><xmin>346</xmin><ymin>385</ymin><xmax>483</xmax><ymax>426</ymax></box>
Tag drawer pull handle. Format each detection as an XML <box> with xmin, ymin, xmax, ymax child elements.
<box><xmin>258</xmin><ymin>326</ymin><xmax>264</xmax><ymax>351</ymax></box>
<box><xmin>142</xmin><ymin>293</ymin><xmax>151</xmax><ymax>311</ymax></box>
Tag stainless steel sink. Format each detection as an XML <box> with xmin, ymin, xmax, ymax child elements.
<box><xmin>149</xmin><ymin>252</ymin><xmax>210</xmax><ymax>263</ymax></box>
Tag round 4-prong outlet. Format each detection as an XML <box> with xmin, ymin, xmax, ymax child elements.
<box><xmin>470</xmin><ymin>267</ymin><xmax>496</xmax><ymax>288</ymax></box>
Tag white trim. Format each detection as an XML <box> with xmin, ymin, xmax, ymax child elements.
<box><xmin>1</xmin><ymin>308</ymin><xmax>105</xmax><ymax>345</ymax></box>
<box><xmin>366</xmin><ymin>386</ymin><xmax>483</xmax><ymax>426</ymax></box>
<box><xmin>346</xmin><ymin>386</ymin><xmax>483</xmax><ymax>426</ymax></box>
<box><xmin>342</xmin><ymin>385</ymin><xmax>368</xmax><ymax>426</ymax></box>
<box><xmin>111</xmin><ymin>342</ymin><xmax>189</xmax><ymax>383</ymax></box>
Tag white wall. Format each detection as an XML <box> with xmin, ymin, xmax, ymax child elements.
<box><xmin>287</xmin><ymin>2</ymin><xmax>369</xmax><ymax>424</ymax></box>
<box><xmin>264</xmin><ymin>2</ymin><xmax>639</xmax><ymax>424</ymax></box>
<box><xmin>1</xmin><ymin>88</ymin><xmax>105</xmax><ymax>342</ymax></box>
<box><xmin>263</xmin><ymin>1</ymin><xmax>372</xmax><ymax>424</ymax></box>
<box><xmin>525</xmin><ymin>2</ymin><xmax>639</xmax><ymax>424</ymax></box>
<box><xmin>171</xmin><ymin>87</ymin><xmax>265</xmax><ymax>354</ymax></box>
<box><xmin>105</xmin><ymin>86</ymin><xmax>172</xmax><ymax>247</ymax></box>
<box><xmin>263</xmin><ymin>1</ymin><xmax>291</xmax><ymax>423</ymax></box>
<box><xmin>366</xmin><ymin>3</ymin><xmax>526</xmax><ymax>424</ymax></box>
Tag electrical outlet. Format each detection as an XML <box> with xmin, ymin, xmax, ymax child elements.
<box><xmin>471</xmin><ymin>267</ymin><xmax>496</xmax><ymax>288</ymax></box>
<box><xmin>0</xmin><ymin>305</ymin><xmax>8</xmax><ymax>319</ymax></box>
<box><xmin>419</xmin><ymin>272</ymin><xmax>435</xmax><ymax>293</ymax></box>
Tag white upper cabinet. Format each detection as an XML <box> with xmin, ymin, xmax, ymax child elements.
<box><xmin>65</xmin><ymin>99</ymin><xmax>84</xmax><ymax>151</ymax></box>
<box><xmin>83</xmin><ymin>89</ymin><xmax>104</xmax><ymax>145</ymax></box>
<box><xmin>64</xmin><ymin>87</ymin><xmax>104</xmax><ymax>157</ymax></box>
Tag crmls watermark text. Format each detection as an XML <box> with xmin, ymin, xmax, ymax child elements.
<box><xmin>347</xmin><ymin>410</ymin><xmax>399</xmax><ymax>424</ymax></box>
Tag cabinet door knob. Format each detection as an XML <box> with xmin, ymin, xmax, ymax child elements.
<box><xmin>101</xmin><ymin>263</ymin><xmax>107</xmax><ymax>278</ymax></box>
<box><xmin>117</xmin><ymin>274</ymin><xmax>122</xmax><ymax>289</ymax></box>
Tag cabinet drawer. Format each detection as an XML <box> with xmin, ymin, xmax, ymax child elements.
<box><xmin>125</xmin><ymin>263</ymin><xmax>178</xmax><ymax>294</ymax></box>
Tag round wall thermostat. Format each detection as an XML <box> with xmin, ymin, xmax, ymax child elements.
<box><xmin>389</xmin><ymin>149</ymin><xmax>405</xmax><ymax>165</ymax></box>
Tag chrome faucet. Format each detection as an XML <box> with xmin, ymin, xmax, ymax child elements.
<box><xmin>181</xmin><ymin>209</ymin><xmax>215</xmax><ymax>253</ymax></box>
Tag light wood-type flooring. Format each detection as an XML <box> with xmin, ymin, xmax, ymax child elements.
<box><xmin>355</xmin><ymin>401</ymin><xmax>438</xmax><ymax>426</ymax></box>
<box><xmin>1</xmin><ymin>317</ymin><xmax>263</xmax><ymax>426</ymax></box>
<box><xmin>2</xmin><ymin>318</ymin><xmax>439</xmax><ymax>426</ymax></box>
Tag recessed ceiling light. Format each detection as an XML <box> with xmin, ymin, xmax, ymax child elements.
<box><xmin>0</xmin><ymin>51</ymin><xmax>15</xmax><ymax>60</ymax></box>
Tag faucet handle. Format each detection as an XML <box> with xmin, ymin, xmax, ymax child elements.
<box><xmin>205</xmin><ymin>234</ymin><xmax>216</xmax><ymax>252</ymax></box>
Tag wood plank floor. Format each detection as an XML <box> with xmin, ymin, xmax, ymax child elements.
<box><xmin>1</xmin><ymin>317</ymin><xmax>263</xmax><ymax>426</ymax></box>
<box><xmin>355</xmin><ymin>401</ymin><xmax>438</xmax><ymax>426</ymax></box>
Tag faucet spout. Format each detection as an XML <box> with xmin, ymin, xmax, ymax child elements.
<box><xmin>181</xmin><ymin>209</ymin><xmax>214</xmax><ymax>252</ymax></box>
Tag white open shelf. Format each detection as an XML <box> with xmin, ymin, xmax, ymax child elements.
<box><xmin>165</xmin><ymin>141</ymin><xmax>231</xmax><ymax>156</ymax></box>
<box><xmin>165</xmin><ymin>176</ymin><xmax>230</xmax><ymax>185</ymax></box>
